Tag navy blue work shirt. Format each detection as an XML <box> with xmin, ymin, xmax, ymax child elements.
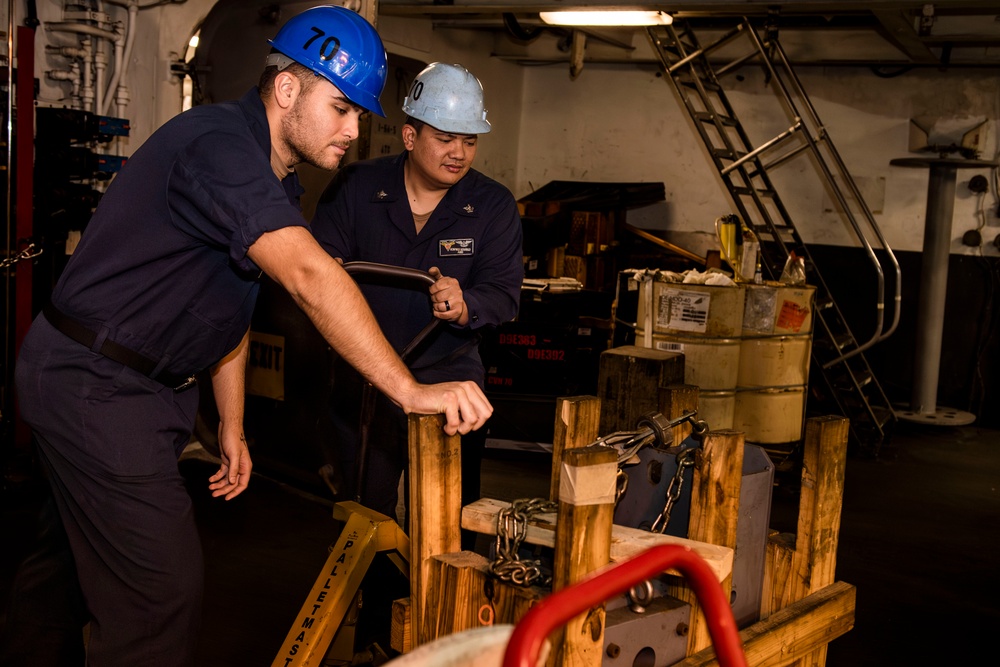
<box><xmin>49</xmin><ymin>88</ymin><xmax>306</xmax><ymax>377</ymax></box>
<box><xmin>311</xmin><ymin>152</ymin><xmax>523</xmax><ymax>382</ymax></box>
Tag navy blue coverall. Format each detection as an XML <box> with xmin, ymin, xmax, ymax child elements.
<box><xmin>3</xmin><ymin>88</ymin><xmax>306</xmax><ymax>666</ymax></box>
<box><xmin>311</xmin><ymin>152</ymin><xmax>523</xmax><ymax>517</ymax></box>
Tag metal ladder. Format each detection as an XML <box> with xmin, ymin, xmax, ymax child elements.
<box><xmin>646</xmin><ymin>17</ymin><xmax>901</xmax><ymax>455</ymax></box>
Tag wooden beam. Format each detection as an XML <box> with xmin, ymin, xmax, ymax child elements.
<box><xmin>794</xmin><ymin>417</ymin><xmax>849</xmax><ymax>597</ymax></box>
<box><xmin>762</xmin><ymin>531</ymin><xmax>797</xmax><ymax>618</ymax></box>
<box><xmin>461</xmin><ymin>498</ymin><xmax>733</xmax><ymax>581</ymax></box>
<box><xmin>550</xmin><ymin>446</ymin><xmax>618</xmax><ymax>667</ymax></box>
<box><xmin>390</xmin><ymin>598</ymin><xmax>412</xmax><ymax>654</ymax></box>
<box><xmin>422</xmin><ymin>551</ymin><xmax>543</xmax><ymax>640</ymax></box>
<box><xmin>549</xmin><ymin>396</ymin><xmax>601</xmax><ymax>501</ymax></box>
<box><xmin>788</xmin><ymin>416</ymin><xmax>849</xmax><ymax>667</ymax></box>
<box><xmin>673</xmin><ymin>581</ymin><xmax>856</xmax><ymax>667</ymax></box>
<box><xmin>597</xmin><ymin>345</ymin><xmax>684</xmax><ymax>433</ymax></box>
<box><xmin>407</xmin><ymin>414</ymin><xmax>463</xmax><ymax>646</ymax></box>
<box><xmin>672</xmin><ymin>430</ymin><xmax>744</xmax><ymax>655</ymax></box>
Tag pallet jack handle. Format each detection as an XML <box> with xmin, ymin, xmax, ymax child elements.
<box><xmin>502</xmin><ymin>544</ymin><xmax>748</xmax><ymax>667</ymax></box>
<box><xmin>341</xmin><ymin>261</ymin><xmax>445</xmax><ymax>503</ymax></box>
<box><xmin>342</xmin><ymin>261</ymin><xmax>442</xmax><ymax>361</ymax></box>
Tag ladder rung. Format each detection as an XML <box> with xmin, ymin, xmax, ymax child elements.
<box><xmin>815</xmin><ymin>332</ymin><xmax>854</xmax><ymax>352</ymax></box>
<box><xmin>837</xmin><ymin>369</ymin><xmax>873</xmax><ymax>391</ymax></box>
<box><xmin>815</xmin><ymin>296</ymin><xmax>834</xmax><ymax>310</ymax></box>
<box><xmin>750</xmin><ymin>224</ymin><xmax>795</xmax><ymax>238</ymax></box>
<box><xmin>694</xmin><ymin>111</ymin><xmax>737</xmax><ymax>127</ymax></box>
<box><xmin>733</xmin><ymin>187</ymin><xmax>777</xmax><ymax>198</ymax></box>
<box><xmin>851</xmin><ymin>406</ymin><xmax>894</xmax><ymax>434</ymax></box>
<box><xmin>712</xmin><ymin>148</ymin><xmax>746</xmax><ymax>161</ymax></box>
<box><xmin>680</xmin><ymin>78</ymin><xmax>721</xmax><ymax>92</ymax></box>
<box><xmin>871</xmin><ymin>406</ymin><xmax>896</xmax><ymax>429</ymax></box>
<box><xmin>834</xmin><ymin>333</ymin><xmax>855</xmax><ymax>350</ymax></box>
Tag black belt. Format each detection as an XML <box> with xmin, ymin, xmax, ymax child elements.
<box><xmin>42</xmin><ymin>304</ymin><xmax>197</xmax><ymax>391</ymax></box>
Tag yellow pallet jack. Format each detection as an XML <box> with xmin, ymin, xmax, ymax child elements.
<box><xmin>273</xmin><ymin>502</ymin><xmax>408</xmax><ymax>667</ymax></box>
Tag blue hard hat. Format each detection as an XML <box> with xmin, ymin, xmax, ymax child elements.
<box><xmin>268</xmin><ymin>5</ymin><xmax>387</xmax><ymax>116</ymax></box>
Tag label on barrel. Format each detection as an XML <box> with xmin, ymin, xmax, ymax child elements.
<box><xmin>658</xmin><ymin>289</ymin><xmax>710</xmax><ymax>333</ymax></box>
<box><xmin>777</xmin><ymin>300</ymin><xmax>810</xmax><ymax>333</ymax></box>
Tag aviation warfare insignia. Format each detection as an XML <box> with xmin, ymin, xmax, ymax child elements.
<box><xmin>439</xmin><ymin>238</ymin><xmax>474</xmax><ymax>257</ymax></box>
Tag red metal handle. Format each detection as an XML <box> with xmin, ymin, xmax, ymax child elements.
<box><xmin>502</xmin><ymin>544</ymin><xmax>748</xmax><ymax>667</ymax></box>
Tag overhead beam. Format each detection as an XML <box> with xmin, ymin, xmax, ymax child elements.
<box><xmin>380</xmin><ymin>1</ymin><xmax>1000</xmax><ymax>19</ymax></box>
<box><xmin>872</xmin><ymin>9</ymin><xmax>942</xmax><ymax>63</ymax></box>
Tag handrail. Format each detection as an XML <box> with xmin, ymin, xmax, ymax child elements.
<box><xmin>742</xmin><ymin>22</ymin><xmax>901</xmax><ymax>365</ymax></box>
<box><xmin>502</xmin><ymin>544</ymin><xmax>747</xmax><ymax>667</ymax></box>
<box><xmin>767</xmin><ymin>36</ymin><xmax>903</xmax><ymax>348</ymax></box>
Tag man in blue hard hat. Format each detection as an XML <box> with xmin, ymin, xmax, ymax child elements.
<box><xmin>311</xmin><ymin>63</ymin><xmax>523</xmax><ymax>527</ymax></box>
<box><xmin>0</xmin><ymin>8</ymin><xmax>491</xmax><ymax>667</ymax></box>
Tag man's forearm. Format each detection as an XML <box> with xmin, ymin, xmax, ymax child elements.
<box><xmin>211</xmin><ymin>329</ymin><xmax>250</xmax><ymax>433</ymax></box>
<box><xmin>248</xmin><ymin>226</ymin><xmax>420</xmax><ymax>409</ymax></box>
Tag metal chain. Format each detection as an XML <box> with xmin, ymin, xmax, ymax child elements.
<box><xmin>490</xmin><ymin>497</ymin><xmax>557</xmax><ymax>587</ymax></box>
<box><xmin>649</xmin><ymin>447</ymin><xmax>697</xmax><ymax>534</ymax></box>
<box><xmin>615</xmin><ymin>468</ymin><xmax>629</xmax><ymax>505</ymax></box>
<box><xmin>488</xmin><ymin>414</ymin><xmax>710</xmax><ymax>584</ymax></box>
<box><xmin>613</xmin><ymin>412</ymin><xmax>709</xmax><ymax>510</ymax></box>
<box><xmin>1</xmin><ymin>243</ymin><xmax>42</xmax><ymax>270</ymax></box>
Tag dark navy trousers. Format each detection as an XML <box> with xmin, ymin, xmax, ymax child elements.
<box><xmin>3</xmin><ymin>316</ymin><xmax>203</xmax><ymax>666</ymax></box>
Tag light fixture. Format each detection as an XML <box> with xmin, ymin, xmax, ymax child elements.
<box><xmin>539</xmin><ymin>10</ymin><xmax>673</xmax><ymax>27</ymax></box>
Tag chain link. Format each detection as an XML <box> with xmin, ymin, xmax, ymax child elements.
<box><xmin>490</xmin><ymin>413</ymin><xmax>710</xmax><ymax>583</ymax></box>
<box><xmin>649</xmin><ymin>447</ymin><xmax>697</xmax><ymax>534</ymax></box>
<box><xmin>490</xmin><ymin>497</ymin><xmax>557</xmax><ymax>587</ymax></box>
<box><xmin>1</xmin><ymin>243</ymin><xmax>42</xmax><ymax>270</ymax></box>
<box><xmin>614</xmin><ymin>468</ymin><xmax>629</xmax><ymax>506</ymax></box>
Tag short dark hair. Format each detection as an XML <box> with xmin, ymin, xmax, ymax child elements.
<box><xmin>258</xmin><ymin>60</ymin><xmax>321</xmax><ymax>99</ymax></box>
<box><xmin>404</xmin><ymin>116</ymin><xmax>427</xmax><ymax>134</ymax></box>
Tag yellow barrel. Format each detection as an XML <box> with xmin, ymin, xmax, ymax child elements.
<box><xmin>733</xmin><ymin>282</ymin><xmax>815</xmax><ymax>444</ymax></box>
<box><xmin>737</xmin><ymin>334</ymin><xmax>811</xmax><ymax>388</ymax></box>
<box><xmin>699</xmin><ymin>390</ymin><xmax>736</xmax><ymax>431</ymax></box>
<box><xmin>635</xmin><ymin>328</ymin><xmax>739</xmax><ymax>431</ymax></box>
<box><xmin>734</xmin><ymin>386</ymin><xmax>807</xmax><ymax>444</ymax></box>
<box><xmin>636</xmin><ymin>331</ymin><xmax>741</xmax><ymax>391</ymax></box>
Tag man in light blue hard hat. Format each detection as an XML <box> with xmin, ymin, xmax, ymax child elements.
<box><xmin>312</xmin><ymin>63</ymin><xmax>523</xmax><ymax>526</ymax></box>
<box><xmin>1</xmin><ymin>11</ymin><xmax>492</xmax><ymax>666</ymax></box>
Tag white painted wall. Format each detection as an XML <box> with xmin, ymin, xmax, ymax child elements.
<box><xmin>14</xmin><ymin>1</ymin><xmax>1000</xmax><ymax>255</ymax></box>
<box><xmin>516</xmin><ymin>59</ymin><xmax>1000</xmax><ymax>255</ymax></box>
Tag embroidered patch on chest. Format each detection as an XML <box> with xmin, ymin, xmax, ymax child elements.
<box><xmin>439</xmin><ymin>238</ymin><xmax>475</xmax><ymax>257</ymax></box>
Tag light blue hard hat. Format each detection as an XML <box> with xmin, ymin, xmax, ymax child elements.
<box><xmin>268</xmin><ymin>5</ymin><xmax>387</xmax><ymax>116</ymax></box>
<box><xmin>402</xmin><ymin>63</ymin><xmax>491</xmax><ymax>134</ymax></box>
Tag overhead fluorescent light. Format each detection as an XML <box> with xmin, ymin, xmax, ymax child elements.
<box><xmin>539</xmin><ymin>10</ymin><xmax>673</xmax><ymax>27</ymax></box>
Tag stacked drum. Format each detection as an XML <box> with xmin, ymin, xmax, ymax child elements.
<box><xmin>630</xmin><ymin>271</ymin><xmax>815</xmax><ymax>451</ymax></box>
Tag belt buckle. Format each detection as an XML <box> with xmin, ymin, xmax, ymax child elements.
<box><xmin>173</xmin><ymin>375</ymin><xmax>198</xmax><ymax>392</ymax></box>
